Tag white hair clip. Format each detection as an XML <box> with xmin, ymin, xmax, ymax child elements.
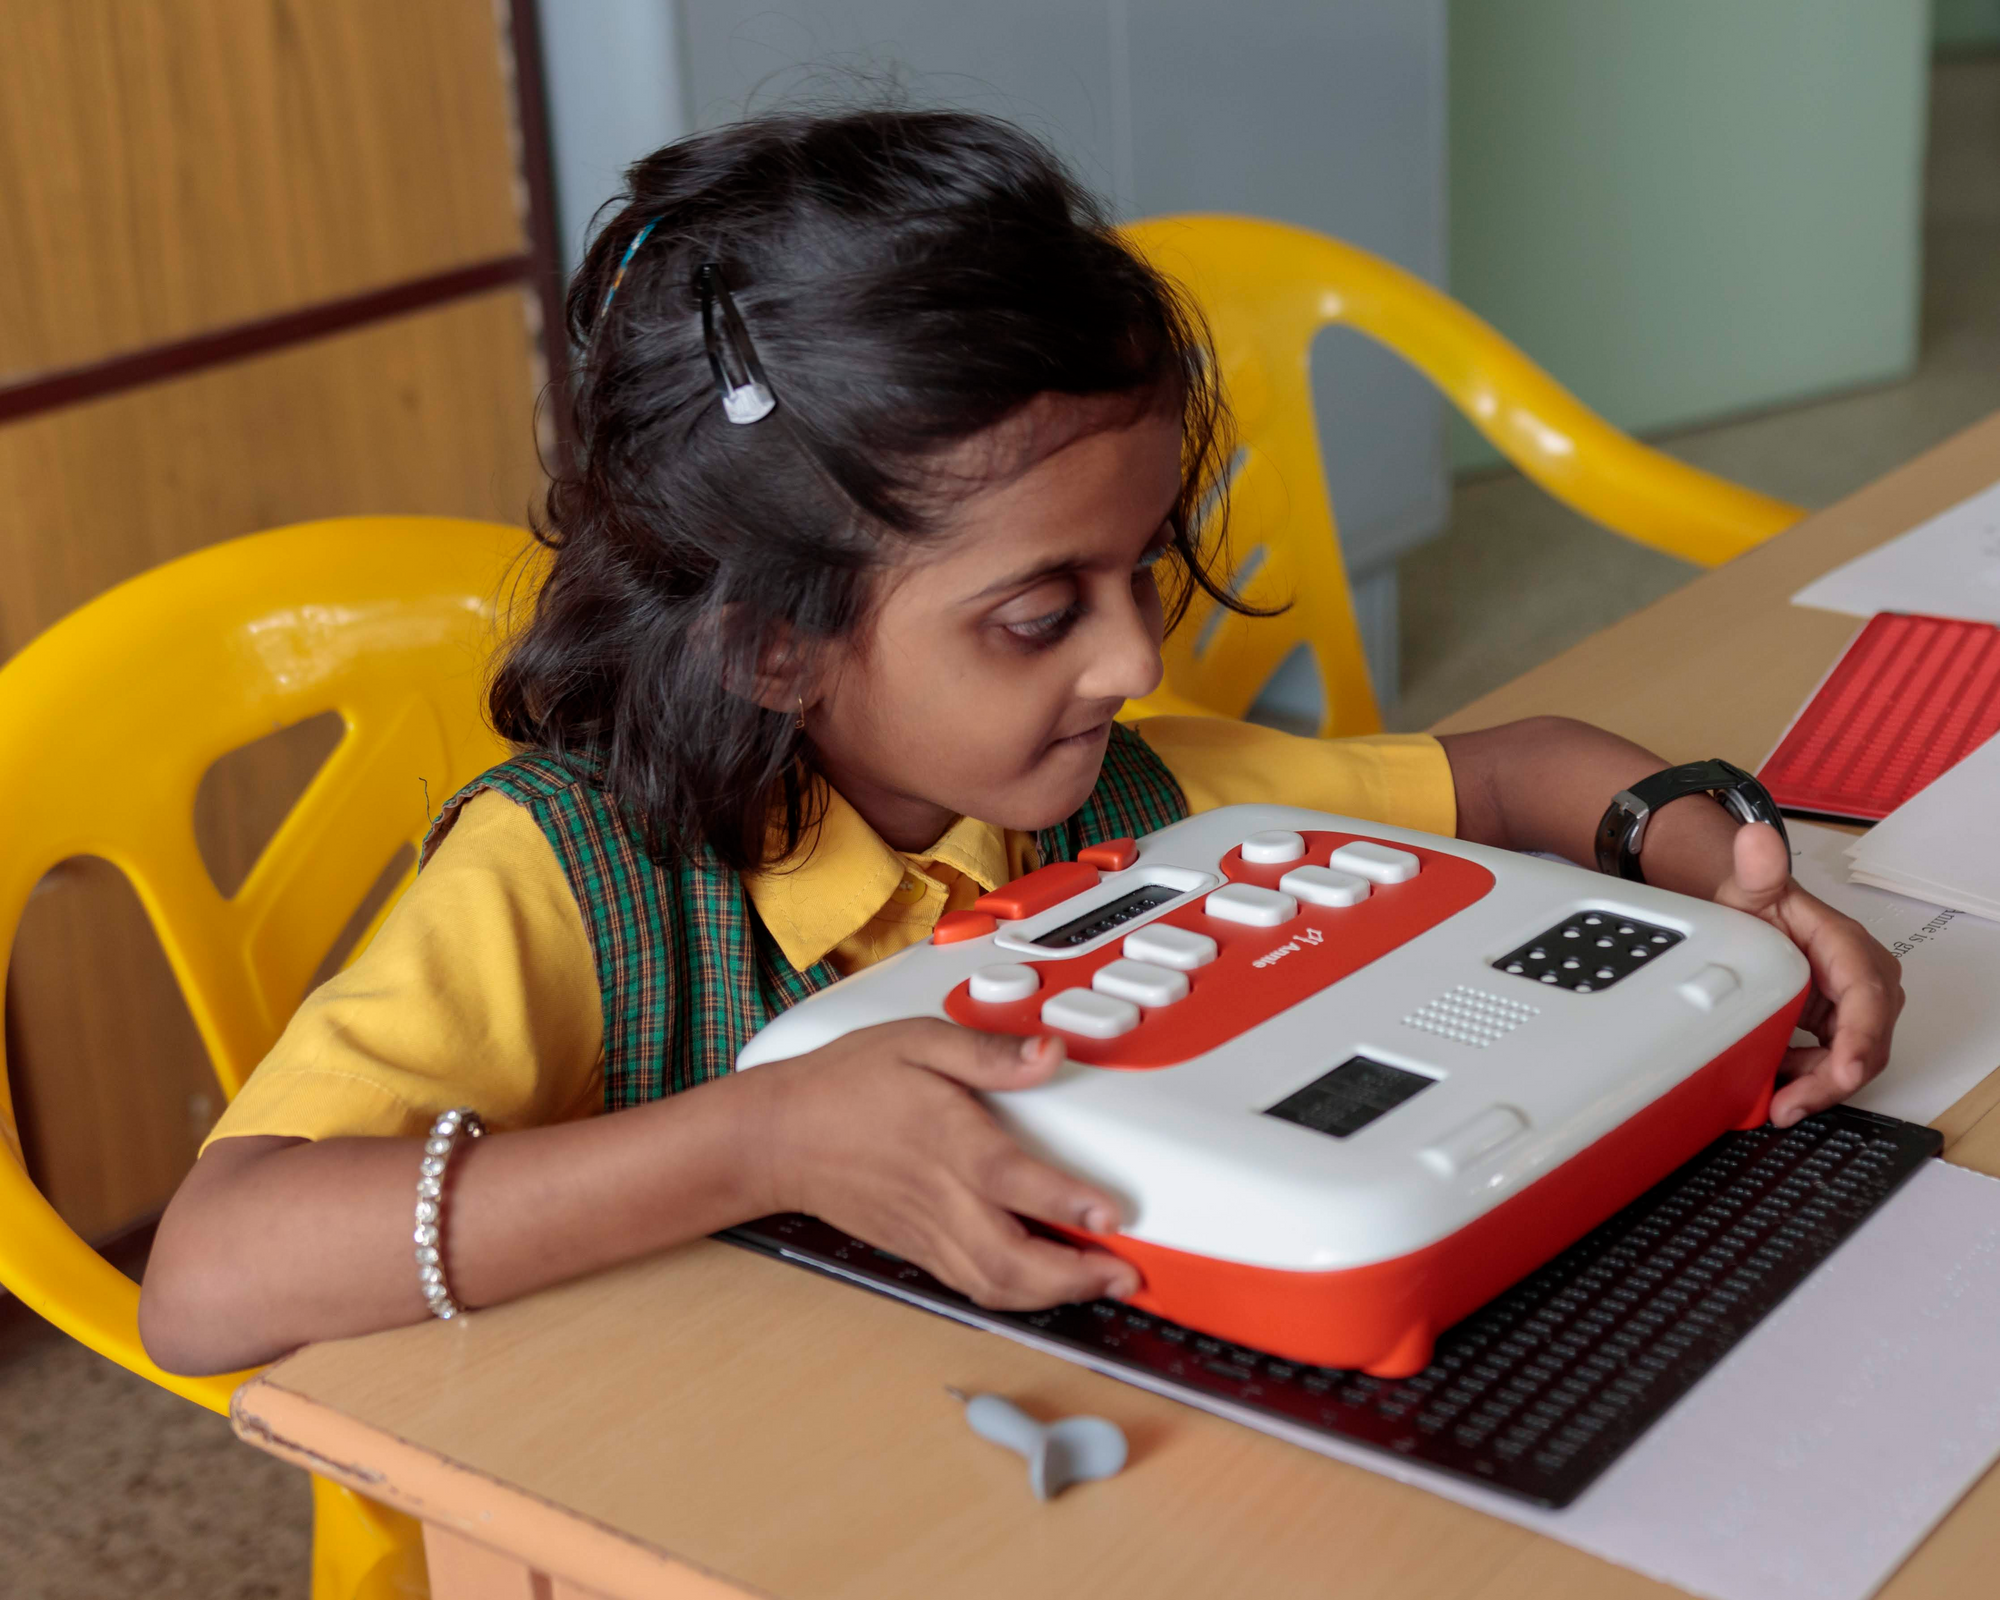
<box><xmin>697</xmin><ymin>262</ymin><xmax>777</xmax><ymax>425</ymax></box>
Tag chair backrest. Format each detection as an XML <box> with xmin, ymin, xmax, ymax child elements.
<box><xmin>0</xmin><ymin>515</ymin><xmax>524</xmax><ymax>1408</ymax></box>
<box><xmin>1121</xmin><ymin>215</ymin><xmax>1805</xmax><ymax>735</ymax></box>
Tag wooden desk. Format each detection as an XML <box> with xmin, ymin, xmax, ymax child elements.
<box><xmin>234</xmin><ymin>412</ymin><xmax>2000</xmax><ymax>1600</ymax></box>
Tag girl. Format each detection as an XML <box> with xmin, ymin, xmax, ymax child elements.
<box><xmin>140</xmin><ymin>110</ymin><xmax>1901</xmax><ymax>1376</ymax></box>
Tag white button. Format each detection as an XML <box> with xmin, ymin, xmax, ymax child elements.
<box><xmin>1419</xmin><ymin>1107</ymin><xmax>1529</xmax><ymax>1178</ymax></box>
<box><xmin>1122</xmin><ymin>924</ymin><xmax>1217</xmax><ymax>970</ymax></box>
<box><xmin>1240</xmin><ymin>829</ymin><xmax>1306</xmax><ymax>864</ymax></box>
<box><xmin>1040</xmin><ymin>988</ymin><xmax>1141</xmax><ymax>1039</ymax></box>
<box><xmin>1677</xmin><ymin>964</ymin><xmax>1739</xmax><ymax>1012</ymax></box>
<box><xmin>968</xmin><ymin>963</ymin><xmax>1040</xmax><ymax>1004</ymax></box>
<box><xmin>1092</xmin><ymin>958</ymin><xmax>1189</xmax><ymax>1007</ymax></box>
<box><xmin>1279</xmin><ymin>865</ymin><xmax>1371</xmax><ymax>908</ymax></box>
<box><xmin>1204</xmin><ymin>883</ymin><xmax>1298</xmax><ymax>927</ymax></box>
<box><xmin>1327</xmin><ymin>842</ymin><xmax>1421</xmax><ymax>884</ymax></box>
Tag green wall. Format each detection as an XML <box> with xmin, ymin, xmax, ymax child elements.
<box><xmin>1449</xmin><ymin>0</ymin><xmax>1929</xmax><ymax>469</ymax></box>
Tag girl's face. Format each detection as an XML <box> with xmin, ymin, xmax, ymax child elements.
<box><xmin>805</xmin><ymin>394</ymin><xmax>1182</xmax><ymax>851</ymax></box>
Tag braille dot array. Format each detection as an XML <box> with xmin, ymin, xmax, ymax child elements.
<box><xmin>1402</xmin><ymin>985</ymin><xmax>1541</xmax><ymax>1048</ymax></box>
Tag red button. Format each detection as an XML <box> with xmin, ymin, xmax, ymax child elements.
<box><xmin>975</xmin><ymin>861</ymin><xmax>1100</xmax><ymax>921</ymax></box>
<box><xmin>1078</xmin><ymin>837</ymin><xmax>1138</xmax><ymax>872</ymax></box>
<box><xmin>932</xmin><ymin>910</ymin><xmax>998</xmax><ymax>945</ymax></box>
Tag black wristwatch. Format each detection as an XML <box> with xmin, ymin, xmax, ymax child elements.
<box><xmin>1594</xmin><ymin>759</ymin><xmax>1789</xmax><ymax>883</ymax></box>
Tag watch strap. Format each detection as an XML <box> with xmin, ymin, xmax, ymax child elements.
<box><xmin>1594</xmin><ymin>759</ymin><xmax>1788</xmax><ymax>882</ymax></box>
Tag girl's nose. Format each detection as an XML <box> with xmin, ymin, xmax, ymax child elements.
<box><xmin>1077</xmin><ymin>589</ymin><xmax>1165</xmax><ymax>706</ymax></box>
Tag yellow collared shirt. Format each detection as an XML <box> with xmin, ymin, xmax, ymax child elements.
<box><xmin>745</xmin><ymin>789</ymin><xmax>1041</xmax><ymax>977</ymax></box>
<box><xmin>205</xmin><ymin>719</ymin><xmax>1454</xmax><ymax>1147</ymax></box>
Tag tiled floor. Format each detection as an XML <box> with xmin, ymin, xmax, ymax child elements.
<box><xmin>0</xmin><ymin>1245</ymin><xmax>310</xmax><ymax>1600</ymax></box>
<box><xmin>3</xmin><ymin>51</ymin><xmax>1996</xmax><ymax>1600</ymax></box>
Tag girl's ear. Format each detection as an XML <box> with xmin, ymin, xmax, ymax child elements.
<box><xmin>740</xmin><ymin>616</ymin><xmax>812</xmax><ymax>712</ymax></box>
<box><xmin>710</xmin><ymin>602</ymin><xmax>822</xmax><ymax>710</ymax></box>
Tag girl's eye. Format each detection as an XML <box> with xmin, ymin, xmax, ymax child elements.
<box><xmin>994</xmin><ymin>576</ymin><xmax>1083</xmax><ymax>647</ymax></box>
<box><xmin>1003</xmin><ymin>600</ymin><xmax>1084</xmax><ymax>647</ymax></box>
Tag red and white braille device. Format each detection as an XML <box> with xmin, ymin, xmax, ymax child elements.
<box><xmin>737</xmin><ymin>805</ymin><xmax>1810</xmax><ymax>1376</ymax></box>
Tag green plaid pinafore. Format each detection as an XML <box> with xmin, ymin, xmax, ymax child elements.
<box><xmin>421</xmin><ymin>723</ymin><xmax>1188</xmax><ymax>1110</ymax></box>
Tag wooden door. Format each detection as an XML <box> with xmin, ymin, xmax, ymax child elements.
<box><xmin>0</xmin><ymin>0</ymin><xmax>562</xmax><ymax>1242</ymax></box>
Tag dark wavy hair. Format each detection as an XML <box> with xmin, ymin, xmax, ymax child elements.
<box><xmin>490</xmin><ymin>109</ymin><xmax>1255</xmax><ymax>872</ymax></box>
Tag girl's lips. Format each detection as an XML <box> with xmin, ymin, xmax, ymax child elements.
<box><xmin>1049</xmin><ymin>719</ymin><xmax>1114</xmax><ymax>751</ymax></box>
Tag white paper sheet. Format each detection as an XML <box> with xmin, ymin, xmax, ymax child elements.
<box><xmin>1792</xmin><ymin>478</ymin><xmax>2000</xmax><ymax>621</ymax></box>
<box><xmin>924</xmin><ymin>1162</ymin><xmax>2000</xmax><ymax>1600</ymax></box>
<box><xmin>1786</xmin><ymin>820</ymin><xmax>2000</xmax><ymax>1125</ymax></box>
<box><xmin>1839</xmin><ymin>732</ymin><xmax>2000</xmax><ymax>925</ymax></box>
<box><xmin>1847</xmin><ymin>869</ymin><xmax>2000</xmax><ymax>922</ymax></box>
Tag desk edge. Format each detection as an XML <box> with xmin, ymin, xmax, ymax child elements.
<box><xmin>231</xmin><ymin>1373</ymin><xmax>767</xmax><ymax>1600</ymax></box>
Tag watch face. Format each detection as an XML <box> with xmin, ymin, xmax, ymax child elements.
<box><xmin>1595</xmin><ymin>792</ymin><xmax>1647</xmax><ymax>879</ymax></box>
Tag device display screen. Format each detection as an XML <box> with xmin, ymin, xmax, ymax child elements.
<box><xmin>1032</xmin><ymin>883</ymin><xmax>1182</xmax><ymax>949</ymax></box>
<box><xmin>1264</xmin><ymin>1055</ymin><xmax>1434</xmax><ymax>1139</ymax></box>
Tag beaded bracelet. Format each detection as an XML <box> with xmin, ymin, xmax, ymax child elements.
<box><xmin>414</xmin><ymin>1107</ymin><xmax>485</xmax><ymax>1319</ymax></box>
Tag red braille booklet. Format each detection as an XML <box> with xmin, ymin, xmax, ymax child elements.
<box><xmin>1759</xmin><ymin>612</ymin><xmax>2000</xmax><ymax>823</ymax></box>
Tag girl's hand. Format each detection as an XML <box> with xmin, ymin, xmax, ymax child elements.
<box><xmin>1714</xmin><ymin>823</ymin><xmax>1905</xmax><ymax>1127</ymax></box>
<box><xmin>753</xmin><ymin>1020</ymin><xmax>1142</xmax><ymax>1310</ymax></box>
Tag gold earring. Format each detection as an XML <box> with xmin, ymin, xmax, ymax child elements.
<box><xmin>795</xmin><ymin>695</ymin><xmax>806</xmax><ymax>732</ymax></box>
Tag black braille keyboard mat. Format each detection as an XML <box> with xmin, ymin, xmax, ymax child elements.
<box><xmin>722</xmin><ymin>1105</ymin><xmax>1940</xmax><ymax>1508</ymax></box>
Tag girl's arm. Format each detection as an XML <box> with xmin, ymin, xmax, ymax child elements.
<box><xmin>1438</xmin><ymin>716</ymin><xmax>1746</xmax><ymax>897</ymax></box>
<box><xmin>1437</xmin><ymin>716</ymin><xmax>1904</xmax><ymax>1127</ymax></box>
<box><xmin>140</xmin><ymin>1024</ymin><xmax>1136</xmax><ymax>1376</ymax></box>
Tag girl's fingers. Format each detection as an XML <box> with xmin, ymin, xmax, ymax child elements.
<box><xmin>1708</xmin><ymin>847</ymin><xmax>1902</xmax><ymax>1127</ymax></box>
<box><xmin>1771</xmin><ymin>1052</ymin><xmax>1872</xmax><ymax>1127</ymax></box>
<box><xmin>1780</xmin><ymin>905</ymin><xmax>1901</xmax><ymax>1079</ymax></box>
<box><xmin>885</xmin><ymin>1019</ymin><xmax>1067</xmax><ymax>1091</ymax></box>
<box><xmin>974</xmin><ymin>1137</ymin><xmax>1127</xmax><ymax>1240</ymax></box>
<box><xmin>933</xmin><ymin>1193</ymin><xmax>1140</xmax><ymax>1309</ymax></box>
<box><xmin>1771</xmin><ymin>977</ymin><xmax>1893</xmax><ymax>1128</ymax></box>
<box><xmin>1733</xmin><ymin>882</ymin><xmax>1902</xmax><ymax>1129</ymax></box>
<box><xmin>1770</xmin><ymin>1028</ymin><xmax>1883</xmax><ymax>1128</ymax></box>
<box><xmin>1794</xmin><ymin>989</ymin><xmax>1836</xmax><ymax>1046</ymax></box>
<box><xmin>1776</xmin><ymin>1041</ymin><xmax>1829</xmax><ymax>1085</ymax></box>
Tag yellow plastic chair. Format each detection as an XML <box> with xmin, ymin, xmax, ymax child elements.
<box><xmin>1119</xmin><ymin>214</ymin><xmax>1807</xmax><ymax>735</ymax></box>
<box><xmin>0</xmin><ymin>516</ymin><xmax>530</xmax><ymax>1599</ymax></box>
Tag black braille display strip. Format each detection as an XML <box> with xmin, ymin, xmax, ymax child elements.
<box><xmin>1032</xmin><ymin>883</ymin><xmax>1182</xmax><ymax>948</ymax></box>
<box><xmin>1494</xmin><ymin>910</ymin><xmax>1684</xmax><ymax>993</ymax></box>
<box><xmin>723</xmin><ymin>1105</ymin><xmax>1938</xmax><ymax>1509</ymax></box>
